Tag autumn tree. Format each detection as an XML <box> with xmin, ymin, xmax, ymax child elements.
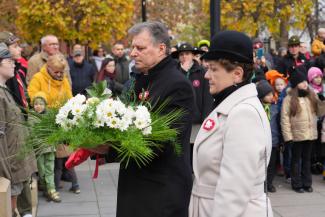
<box><xmin>0</xmin><ymin>0</ymin><xmax>18</xmax><ymax>32</ymax></box>
<box><xmin>16</xmin><ymin>0</ymin><xmax>134</xmax><ymax>47</ymax></box>
<box><xmin>133</xmin><ymin>0</ymin><xmax>210</xmax><ymax>46</ymax></box>
<box><xmin>201</xmin><ymin>0</ymin><xmax>314</xmax><ymax>46</ymax></box>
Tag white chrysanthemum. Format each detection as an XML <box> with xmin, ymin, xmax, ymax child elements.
<box><xmin>142</xmin><ymin>126</ymin><xmax>152</xmax><ymax>135</ymax></box>
<box><xmin>133</xmin><ymin>105</ymin><xmax>151</xmax><ymax>132</ymax></box>
<box><xmin>86</xmin><ymin>97</ymin><xmax>100</xmax><ymax>105</ymax></box>
<box><xmin>55</xmin><ymin>94</ymin><xmax>88</xmax><ymax>129</ymax></box>
<box><xmin>103</xmin><ymin>88</ymin><xmax>112</xmax><ymax>96</ymax></box>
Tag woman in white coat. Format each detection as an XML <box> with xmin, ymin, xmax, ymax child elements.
<box><xmin>189</xmin><ymin>31</ymin><xmax>273</xmax><ymax>217</ymax></box>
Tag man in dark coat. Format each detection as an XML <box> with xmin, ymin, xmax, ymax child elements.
<box><xmin>111</xmin><ymin>42</ymin><xmax>130</xmax><ymax>86</ymax></box>
<box><xmin>92</xmin><ymin>21</ymin><xmax>194</xmax><ymax>217</ymax></box>
<box><xmin>172</xmin><ymin>42</ymin><xmax>213</xmax><ymax>124</ymax></box>
<box><xmin>276</xmin><ymin>35</ymin><xmax>309</xmax><ymax>76</ymax></box>
<box><xmin>68</xmin><ymin>48</ymin><xmax>96</xmax><ymax>96</ymax></box>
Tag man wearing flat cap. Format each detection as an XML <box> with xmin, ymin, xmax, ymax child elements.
<box><xmin>68</xmin><ymin>44</ymin><xmax>96</xmax><ymax>96</ymax></box>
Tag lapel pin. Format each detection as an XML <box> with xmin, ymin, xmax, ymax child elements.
<box><xmin>139</xmin><ymin>91</ymin><xmax>149</xmax><ymax>101</ymax></box>
<box><xmin>203</xmin><ymin>119</ymin><xmax>215</xmax><ymax>131</ymax></box>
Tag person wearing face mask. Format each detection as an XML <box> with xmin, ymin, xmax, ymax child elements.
<box><xmin>281</xmin><ymin>70</ymin><xmax>325</xmax><ymax>193</ymax></box>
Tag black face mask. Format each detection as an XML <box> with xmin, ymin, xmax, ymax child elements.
<box><xmin>298</xmin><ymin>89</ymin><xmax>309</xmax><ymax>97</ymax></box>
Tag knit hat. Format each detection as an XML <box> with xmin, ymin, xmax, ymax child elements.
<box><xmin>290</xmin><ymin>70</ymin><xmax>307</xmax><ymax>88</ymax></box>
<box><xmin>0</xmin><ymin>31</ymin><xmax>19</xmax><ymax>46</ymax></box>
<box><xmin>256</xmin><ymin>80</ymin><xmax>273</xmax><ymax>99</ymax></box>
<box><xmin>307</xmin><ymin>67</ymin><xmax>323</xmax><ymax>83</ymax></box>
<box><xmin>197</xmin><ymin>39</ymin><xmax>210</xmax><ymax>48</ymax></box>
<box><xmin>265</xmin><ymin>70</ymin><xmax>288</xmax><ymax>87</ymax></box>
<box><xmin>0</xmin><ymin>42</ymin><xmax>11</xmax><ymax>59</ymax></box>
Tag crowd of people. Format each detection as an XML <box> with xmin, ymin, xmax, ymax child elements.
<box><xmin>2</xmin><ymin>21</ymin><xmax>325</xmax><ymax>217</ymax></box>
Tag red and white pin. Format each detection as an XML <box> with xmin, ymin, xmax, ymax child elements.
<box><xmin>192</xmin><ymin>80</ymin><xmax>200</xmax><ymax>87</ymax></box>
<box><xmin>203</xmin><ymin>119</ymin><xmax>215</xmax><ymax>131</ymax></box>
<box><xmin>139</xmin><ymin>91</ymin><xmax>150</xmax><ymax>101</ymax></box>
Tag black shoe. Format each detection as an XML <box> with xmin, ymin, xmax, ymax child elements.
<box><xmin>267</xmin><ymin>185</ymin><xmax>276</xmax><ymax>193</ymax></box>
<box><xmin>293</xmin><ymin>188</ymin><xmax>304</xmax><ymax>193</ymax></box>
<box><xmin>303</xmin><ymin>187</ymin><xmax>313</xmax><ymax>192</ymax></box>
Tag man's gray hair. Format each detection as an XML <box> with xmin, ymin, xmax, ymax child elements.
<box><xmin>128</xmin><ymin>21</ymin><xmax>171</xmax><ymax>55</ymax></box>
<box><xmin>318</xmin><ymin>28</ymin><xmax>325</xmax><ymax>35</ymax></box>
<box><xmin>40</xmin><ymin>35</ymin><xmax>58</xmax><ymax>45</ymax></box>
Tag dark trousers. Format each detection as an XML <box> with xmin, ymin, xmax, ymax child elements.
<box><xmin>54</xmin><ymin>157</ymin><xmax>78</xmax><ymax>189</ymax></box>
<box><xmin>291</xmin><ymin>140</ymin><xmax>313</xmax><ymax>189</ymax></box>
<box><xmin>267</xmin><ymin>147</ymin><xmax>278</xmax><ymax>187</ymax></box>
<box><xmin>17</xmin><ymin>180</ymin><xmax>32</xmax><ymax>216</ymax></box>
<box><xmin>283</xmin><ymin>142</ymin><xmax>292</xmax><ymax>178</ymax></box>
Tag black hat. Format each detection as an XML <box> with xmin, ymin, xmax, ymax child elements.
<box><xmin>0</xmin><ymin>42</ymin><xmax>11</xmax><ymax>59</ymax></box>
<box><xmin>201</xmin><ymin>30</ymin><xmax>253</xmax><ymax>63</ymax></box>
<box><xmin>290</xmin><ymin>70</ymin><xmax>307</xmax><ymax>88</ymax></box>
<box><xmin>256</xmin><ymin>80</ymin><xmax>273</xmax><ymax>99</ymax></box>
<box><xmin>171</xmin><ymin>42</ymin><xmax>205</xmax><ymax>58</ymax></box>
<box><xmin>288</xmin><ymin>35</ymin><xmax>300</xmax><ymax>46</ymax></box>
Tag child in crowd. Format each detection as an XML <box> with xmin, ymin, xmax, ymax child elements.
<box><xmin>281</xmin><ymin>70</ymin><xmax>325</xmax><ymax>193</ymax></box>
<box><xmin>256</xmin><ymin>80</ymin><xmax>280</xmax><ymax>192</ymax></box>
<box><xmin>266</xmin><ymin>70</ymin><xmax>288</xmax><ymax>178</ymax></box>
<box><xmin>31</xmin><ymin>92</ymin><xmax>61</xmax><ymax>202</ymax></box>
<box><xmin>308</xmin><ymin>67</ymin><xmax>324</xmax><ymax>96</ymax></box>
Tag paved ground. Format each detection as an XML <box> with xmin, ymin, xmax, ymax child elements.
<box><xmin>37</xmin><ymin>160</ymin><xmax>325</xmax><ymax>217</ymax></box>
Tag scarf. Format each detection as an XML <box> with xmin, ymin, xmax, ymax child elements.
<box><xmin>213</xmin><ymin>81</ymin><xmax>249</xmax><ymax>108</ymax></box>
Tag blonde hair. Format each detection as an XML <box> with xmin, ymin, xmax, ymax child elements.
<box><xmin>47</xmin><ymin>54</ymin><xmax>66</xmax><ymax>72</ymax></box>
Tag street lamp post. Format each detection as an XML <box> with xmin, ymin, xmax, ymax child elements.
<box><xmin>142</xmin><ymin>0</ymin><xmax>147</xmax><ymax>22</ymax></box>
<box><xmin>210</xmin><ymin>0</ymin><xmax>221</xmax><ymax>39</ymax></box>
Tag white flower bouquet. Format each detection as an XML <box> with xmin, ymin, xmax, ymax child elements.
<box><xmin>25</xmin><ymin>82</ymin><xmax>183</xmax><ymax>167</ymax></box>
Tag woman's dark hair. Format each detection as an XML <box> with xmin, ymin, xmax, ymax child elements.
<box><xmin>217</xmin><ymin>59</ymin><xmax>254</xmax><ymax>82</ymax></box>
<box><xmin>96</xmin><ymin>58</ymin><xmax>116</xmax><ymax>82</ymax></box>
<box><xmin>288</xmin><ymin>87</ymin><xmax>317</xmax><ymax>117</ymax></box>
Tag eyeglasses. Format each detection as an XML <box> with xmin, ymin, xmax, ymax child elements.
<box><xmin>1</xmin><ymin>59</ymin><xmax>15</xmax><ymax>65</ymax></box>
<box><xmin>47</xmin><ymin>43</ymin><xmax>59</xmax><ymax>47</ymax></box>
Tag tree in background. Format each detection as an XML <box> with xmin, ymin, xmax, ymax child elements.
<box><xmin>16</xmin><ymin>0</ymin><xmax>134</xmax><ymax>47</ymax></box>
<box><xmin>0</xmin><ymin>0</ymin><xmax>18</xmax><ymax>32</ymax></box>
<box><xmin>202</xmin><ymin>0</ymin><xmax>314</xmax><ymax>46</ymax></box>
<box><xmin>133</xmin><ymin>0</ymin><xmax>210</xmax><ymax>46</ymax></box>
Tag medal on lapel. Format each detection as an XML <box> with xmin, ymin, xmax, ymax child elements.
<box><xmin>192</xmin><ymin>80</ymin><xmax>200</xmax><ymax>87</ymax></box>
<box><xmin>203</xmin><ymin>119</ymin><xmax>215</xmax><ymax>131</ymax></box>
<box><xmin>139</xmin><ymin>90</ymin><xmax>149</xmax><ymax>101</ymax></box>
